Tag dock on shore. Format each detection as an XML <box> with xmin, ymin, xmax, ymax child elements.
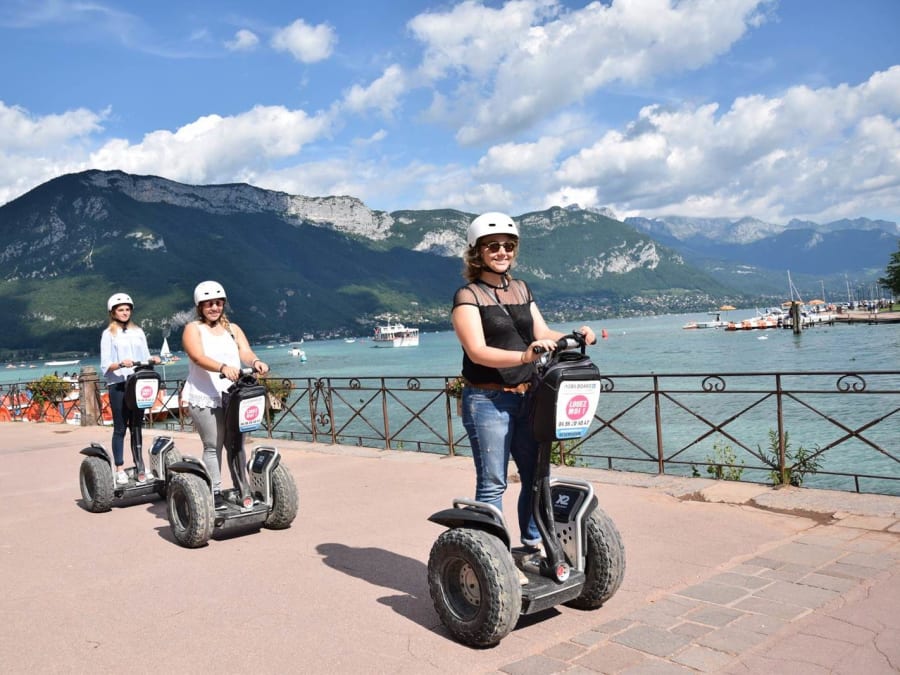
<box><xmin>832</xmin><ymin>309</ymin><xmax>900</xmax><ymax>325</ymax></box>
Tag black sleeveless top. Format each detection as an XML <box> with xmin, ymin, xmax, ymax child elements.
<box><xmin>452</xmin><ymin>279</ymin><xmax>536</xmax><ymax>386</ymax></box>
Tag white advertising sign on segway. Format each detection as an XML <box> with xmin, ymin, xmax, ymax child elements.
<box><xmin>135</xmin><ymin>378</ymin><xmax>159</xmax><ymax>409</ymax></box>
<box><xmin>553</xmin><ymin>379</ymin><xmax>601</xmax><ymax>439</ymax></box>
<box><xmin>238</xmin><ymin>395</ymin><xmax>265</xmax><ymax>432</ymax></box>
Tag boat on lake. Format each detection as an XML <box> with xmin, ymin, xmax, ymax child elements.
<box><xmin>372</xmin><ymin>322</ymin><xmax>419</xmax><ymax>348</ymax></box>
<box><xmin>683</xmin><ymin>311</ymin><xmax>728</xmax><ymax>330</ymax></box>
<box><xmin>289</xmin><ymin>343</ymin><xmax>308</xmax><ymax>361</ymax></box>
<box><xmin>159</xmin><ymin>338</ymin><xmax>180</xmax><ymax>364</ymax></box>
<box><xmin>724</xmin><ymin>308</ymin><xmax>784</xmax><ymax>331</ymax></box>
<box><xmin>45</xmin><ymin>359</ymin><xmax>80</xmax><ymax>367</ymax></box>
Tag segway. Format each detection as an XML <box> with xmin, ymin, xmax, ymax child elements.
<box><xmin>427</xmin><ymin>332</ymin><xmax>626</xmax><ymax>648</ymax></box>
<box><xmin>79</xmin><ymin>362</ymin><xmax>182</xmax><ymax>513</ymax></box>
<box><xmin>165</xmin><ymin>368</ymin><xmax>298</xmax><ymax>548</ymax></box>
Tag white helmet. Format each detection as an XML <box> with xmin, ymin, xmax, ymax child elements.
<box><xmin>466</xmin><ymin>212</ymin><xmax>519</xmax><ymax>247</ymax></box>
<box><xmin>193</xmin><ymin>280</ymin><xmax>227</xmax><ymax>305</ymax></box>
<box><xmin>107</xmin><ymin>293</ymin><xmax>133</xmax><ymax>312</ymax></box>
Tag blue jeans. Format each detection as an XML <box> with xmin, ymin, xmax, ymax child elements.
<box><xmin>108</xmin><ymin>383</ymin><xmax>127</xmax><ymax>467</ymax></box>
<box><xmin>461</xmin><ymin>386</ymin><xmax>540</xmax><ymax>546</ymax></box>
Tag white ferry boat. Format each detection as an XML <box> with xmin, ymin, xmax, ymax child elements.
<box><xmin>372</xmin><ymin>322</ymin><xmax>419</xmax><ymax>348</ymax></box>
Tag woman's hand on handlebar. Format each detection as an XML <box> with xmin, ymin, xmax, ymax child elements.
<box><xmin>523</xmin><ymin>338</ymin><xmax>559</xmax><ymax>361</ymax></box>
<box><xmin>251</xmin><ymin>359</ymin><xmax>269</xmax><ymax>375</ymax></box>
<box><xmin>219</xmin><ymin>364</ymin><xmax>240</xmax><ymax>381</ymax></box>
<box><xmin>576</xmin><ymin>325</ymin><xmax>597</xmax><ymax>345</ymax></box>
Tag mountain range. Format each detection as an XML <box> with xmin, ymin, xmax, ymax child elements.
<box><xmin>0</xmin><ymin>170</ymin><xmax>895</xmax><ymax>357</ymax></box>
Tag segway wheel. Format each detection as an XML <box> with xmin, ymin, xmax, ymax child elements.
<box><xmin>154</xmin><ymin>447</ymin><xmax>183</xmax><ymax>500</ymax></box>
<box><xmin>427</xmin><ymin>528</ymin><xmax>522</xmax><ymax>648</ymax></box>
<box><xmin>79</xmin><ymin>456</ymin><xmax>114</xmax><ymax>513</ymax></box>
<box><xmin>565</xmin><ymin>507</ymin><xmax>626</xmax><ymax>610</ymax></box>
<box><xmin>167</xmin><ymin>473</ymin><xmax>214</xmax><ymax>548</ymax></box>
<box><xmin>264</xmin><ymin>463</ymin><xmax>298</xmax><ymax>530</ymax></box>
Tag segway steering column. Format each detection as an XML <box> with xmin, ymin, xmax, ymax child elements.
<box><xmin>532</xmin><ymin>332</ymin><xmax>594</xmax><ymax>582</ymax></box>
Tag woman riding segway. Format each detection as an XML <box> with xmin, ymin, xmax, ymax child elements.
<box><xmin>426</xmin><ymin>213</ymin><xmax>625</xmax><ymax>647</ymax></box>
<box><xmin>100</xmin><ymin>292</ymin><xmax>160</xmax><ymax>484</ymax></box>
<box><xmin>79</xmin><ymin>294</ymin><xmax>180</xmax><ymax>513</ymax></box>
<box><xmin>180</xmin><ymin>281</ymin><xmax>270</xmax><ymax>509</ymax></box>
<box><xmin>165</xmin><ymin>282</ymin><xmax>298</xmax><ymax>548</ymax></box>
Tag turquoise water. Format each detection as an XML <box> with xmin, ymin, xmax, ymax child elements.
<box><xmin>4</xmin><ymin>313</ymin><xmax>897</xmax><ymax>494</ymax></box>
<box><xmin>4</xmin><ymin>311</ymin><xmax>898</xmax><ymax>382</ymax></box>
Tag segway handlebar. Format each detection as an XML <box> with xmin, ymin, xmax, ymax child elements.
<box><xmin>532</xmin><ymin>330</ymin><xmax>594</xmax><ymax>355</ymax></box>
<box><xmin>219</xmin><ymin>366</ymin><xmax>260</xmax><ymax>379</ymax></box>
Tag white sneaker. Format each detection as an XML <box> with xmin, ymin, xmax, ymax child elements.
<box><xmin>141</xmin><ymin>470</ymin><xmax>154</xmax><ymax>482</ymax></box>
<box><xmin>116</xmin><ymin>470</ymin><xmax>128</xmax><ymax>485</ymax></box>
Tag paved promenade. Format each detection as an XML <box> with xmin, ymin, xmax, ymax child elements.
<box><xmin>1</xmin><ymin>423</ymin><xmax>897</xmax><ymax>674</ymax></box>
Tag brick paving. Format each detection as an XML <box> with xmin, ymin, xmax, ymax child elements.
<box><xmin>0</xmin><ymin>423</ymin><xmax>897</xmax><ymax>674</ymax></box>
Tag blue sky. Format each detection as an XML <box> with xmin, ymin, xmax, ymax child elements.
<box><xmin>1</xmin><ymin>0</ymin><xmax>898</xmax><ymax>224</ymax></box>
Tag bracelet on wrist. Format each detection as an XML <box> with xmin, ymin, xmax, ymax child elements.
<box><xmin>218</xmin><ymin>363</ymin><xmax>225</xmax><ymax>374</ymax></box>
<box><xmin>252</xmin><ymin>359</ymin><xmax>261</xmax><ymax>367</ymax></box>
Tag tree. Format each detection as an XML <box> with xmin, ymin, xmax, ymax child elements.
<box><xmin>878</xmin><ymin>239</ymin><xmax>900</xmax><ymax>297</ymax></box>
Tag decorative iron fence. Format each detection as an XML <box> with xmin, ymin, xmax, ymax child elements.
<box><xmin>3</xmin><ymin>370</ymin><xmax>897</xmax><ymax>496</ymax></box>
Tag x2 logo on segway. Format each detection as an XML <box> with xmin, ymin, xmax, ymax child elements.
<box><xmin>552</xmin><ymin>486</ymin><xmax>589</xmax><ymax>520</ymax></box>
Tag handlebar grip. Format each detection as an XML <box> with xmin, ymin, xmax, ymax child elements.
<box><xmin>531</xmin><ymin>331</ymin><xmax>593</xmax><ymax>356</ymax></box>
<box><xmin>220</xmin><ymin>366</ymin><xmax>256</xmax><ymax>379</ymax></box>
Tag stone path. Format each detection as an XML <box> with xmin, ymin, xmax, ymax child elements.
<box><xmin>0</xmin><ymin>423</ymin><xmax>897</xmax><ymax>674</ymax></box>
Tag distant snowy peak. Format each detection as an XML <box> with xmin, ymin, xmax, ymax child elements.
<box><xmin>787</xmin><ymin>217</ymin><xmax>900</xmax><ymax>235</ymax></box>
<box><xmin>625</xmin><ymin>215</ymin><xmax>781</xmax><ymax>244</ymax></box>
<box><xmin>86</xmin><ymin>170</ymin><xmax>395</xmax><ymax>239</ymax></box>
<box><xmin>626</xmin><ymin>214</ymin><xmax>899</xmax><ymax>244</ymax></box>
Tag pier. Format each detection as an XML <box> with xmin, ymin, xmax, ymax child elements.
<box><xmin>1</xmin><ymin>423</ymin><xmax>897</xmax><ymax>673</ymax></box>
<box><xmin>833</xmin><ymin>309</ymin><xmax>900</xmax><ymax>325</ymax></box>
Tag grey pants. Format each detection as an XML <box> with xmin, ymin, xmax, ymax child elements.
<box><xmin>189</xmin><ymin>404</ymin><xmax>225</xmax><ymax>492</ymax></box>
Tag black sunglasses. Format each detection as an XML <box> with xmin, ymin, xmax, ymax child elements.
<box><xmin>482</xmin><ymin>241</ymin><xmax>517</xmax><ymax>253</ymax></box>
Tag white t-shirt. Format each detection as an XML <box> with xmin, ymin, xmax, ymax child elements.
<box><xmin>181</xmin><ymin>323</ymin><xmax>241</xmax><ymax>408</ymax></box>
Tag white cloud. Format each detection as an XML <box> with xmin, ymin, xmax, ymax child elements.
<box><xmin>476</xmin><ymin>136</ymin><xmax>565</xmax><ymax>176</ymax></box>
<box><xmin>0</xmin><ymin>101</ymin><xmax>106</xmax><ymax>151</ymax></box>
<box><xmin>417</xmin><ymin>178</ymin><xmax>516</xmax><ymax>215</ymax></box>
<box><xmin>543</xmin><ymin>186</ymin><xmax>599</xmax><ymax>211</ymax></box>
<box><xmin>271</xmin><ymin>18</ymin><xmax>336</xmax><ymax>63</ymax></box>
<box><xmin>352</xmin><ymin>129</ymin><xmax>388</xmax><ymax>146</ymax></box>
<box><xmin>88</xmin><ymin>105</ymin><xmax>332</xmax><ymax>186</ymax></box>
<box><xmin>343</xmin><ymin>65</ymin><xmax>407</xmax><ymax>116</ymax></box>
<box><xmin>250</xmin><ymin>156</ymin><xmax>432</xmax><ymax>207</ymax></box>
<box><xmin>408</xmin><ymin>0</ymin><xmax>772</xmax><ymax>144</ymax></box>
<box><xmin>226</xmin><ymin>29</ymin><xmax>259</xmax><ymax>52</ymax></box>
<box><xmin>552</xmin><ymin>66</ymin><xmax>900</xmax><ymax>222</ymax></box>
<box><xmin>409</xmin><ymin>0</ymin><xmax>557</xmax><ymax>81</ymax></box>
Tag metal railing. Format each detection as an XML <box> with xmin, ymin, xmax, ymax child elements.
<box><xmin>3</xmin><ymin>370</ymin><xmax>898</xmax><ymax>496</ymax></box>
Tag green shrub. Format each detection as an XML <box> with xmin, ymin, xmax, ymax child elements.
<box><xmin>759</xmin><ymin>429</ymin><xmax>821</xmax><ymax>487</ymax></box>
<box><xmin>703</xmin><ymin>439</ymin><xmax>744</xmax><ymax>481</ymax></box>
<box><xmin>28</xmin><ymin>375</ymin><xmax>73</xmax><ymax>405</ymax></box>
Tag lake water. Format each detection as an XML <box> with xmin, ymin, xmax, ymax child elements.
<box><xmin>4</xmin><ymin>311</ymin><xmax>898</xmax><ymax>382</ymax></box>
<box><xmin>4</xmin><ymin>312</ymin><xmax>897</xmax><ymax>494</ymax></box>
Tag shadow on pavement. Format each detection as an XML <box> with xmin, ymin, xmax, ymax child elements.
<box><xmin>317</xmin><ymin>542</ymin><xmax>437</xmax><ymax>630</ymax></box>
